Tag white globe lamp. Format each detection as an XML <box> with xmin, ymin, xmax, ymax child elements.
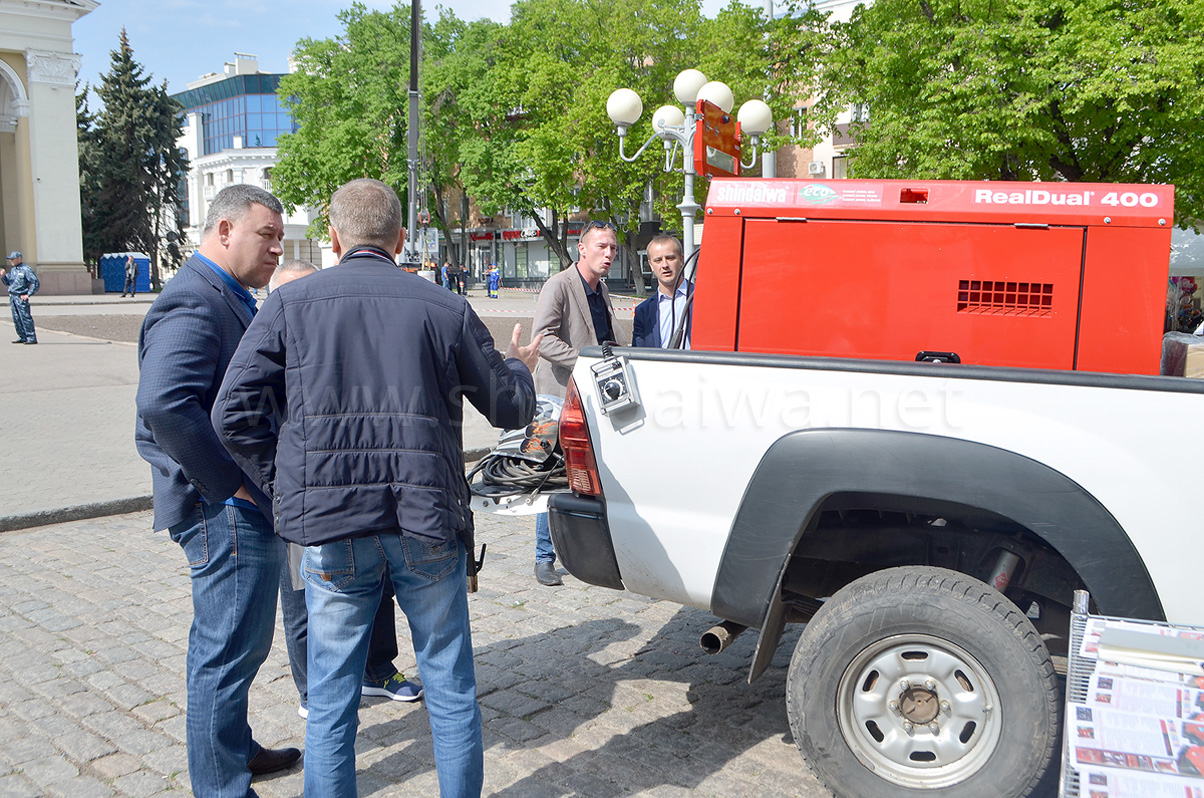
<box><xmin>606</xmin><ymin>88</ymin><xmax>644</xmax><ymax>129</ymax></box>
<box><xmin>696</xmin><ymin>80</ymin><xmax>734</xmax><ymax>113</ymax></box>
<box><xmin>651</xmin><ymin>105</ymin><xmax>686</xmax><ymax>139</ymax></box>
<box><xmin>673</xmin><ymin>69</ymin><xmax>709</xmax><ymax>105</ymax></box>
<box><xmin>737</xmin><ymin>99</ymin><xmax>773</xmax><ymax>137</ymax></box>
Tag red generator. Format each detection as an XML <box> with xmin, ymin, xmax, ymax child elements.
<box><xmin>693</xmin><ymin>178</ymin><xmax>1175</xmax><ymax>374</ymax></box>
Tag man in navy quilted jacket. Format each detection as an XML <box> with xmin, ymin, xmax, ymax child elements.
<box><xmin>136</xmin><ymin>184</ymin><xmax>301</xmax><ymax>797</ymax></box>
<box><xmin>214</xmin><ymin>178</ymin><xmax>541</xmax><ymax>798</ymax></box>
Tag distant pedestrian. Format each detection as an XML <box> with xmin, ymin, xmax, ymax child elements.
<box><xmin>135</xmin><ymin>184</ymin><xmax>300</xmax><ymax>796</ymax></box>
<box><xmin>458</xmin><ymin>264</ymin><xmax>468</xmax><ymax>295</ymax></box>
<box><xmin>121</xmin><ymin>255</ymin><xmax>138</xmax><ymax>297</ymax></box>
<box><xmin>2</xmin><ymin>251</ymin><xmax>39</xmax><ymax>345</ymax></box>
<box><xmin>487</xmin><ymin>264</ymin><xmax>501</xmax><ymax>298</ymax></box>
<box><xmin>442</xmin><ymin>260</ymin><xmax>454</xmax><ymax>291</ymax></box>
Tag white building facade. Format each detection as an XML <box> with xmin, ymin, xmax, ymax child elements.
<box><xmin>0</xmin><ymin>0</ymin><xmax>96</xmax><ymax>294</ymax></box>
<box><xmin>173</xmin><ymin>55</ymin><xmax>320</xmax><ymax>265</ymax></box>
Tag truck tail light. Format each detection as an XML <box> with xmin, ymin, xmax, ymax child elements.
<box><xmin>559</xmin><ymin>377</ymin><xmax>602</xmax><ymax>496</ymax></box>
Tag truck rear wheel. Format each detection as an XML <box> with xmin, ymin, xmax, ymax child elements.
<box><xmin>786</xmin><ymin>566</ymin><xmax>1060</xmax><ymax>797</ymax></box>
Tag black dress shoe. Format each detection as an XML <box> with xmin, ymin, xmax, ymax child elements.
<box><xmin>11</xmin><ymin>339</ymin><xmax>23</xmax><ymax>344</ymax></box>
<box><xmin>23</xmin><ymin>340</ymin><xmax>36</xmax><ymax>345</ymax></box>
<box><xmin>535</xmin><ymin>561</ymin><xmax>563</xmax><ymax>586</ymax></box>
<box><xmin>248</xmin><ymin>746</ymin><xmax>302</xmax><ymax>775</ymax></box>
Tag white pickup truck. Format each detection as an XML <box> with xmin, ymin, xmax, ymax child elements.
<box><xmin>539</xmin><ymin>179</ymin><xmax>1204</xmax><ymax>797</ymax></box>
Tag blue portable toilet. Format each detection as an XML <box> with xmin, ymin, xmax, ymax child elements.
<box><xmin>100</xmin><ymin>252</ymin><xmax>152</xmax><ymax>293</ymax></box>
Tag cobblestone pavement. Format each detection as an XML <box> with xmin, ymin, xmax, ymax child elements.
<box><xmin>0</xmin><ymin>509</ymin><xmax>830</xmax><ymax>798</ymax></box>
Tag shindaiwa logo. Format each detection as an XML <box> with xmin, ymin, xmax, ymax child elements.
<box><xmin>712</xmin><ymin>182</ymin><xmax>791</xmax><ymax>204</ymax></box>
<box><xmin>799</xmin><ymin>184</ymin><xmax>838</xmax><ymax>205</ymax></box>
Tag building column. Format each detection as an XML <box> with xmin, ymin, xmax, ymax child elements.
<box><xmin>0</xmin><ymin>126</ymin><xmax>24</xmax><ymax>262</ymax></box>
<box><xmin>0</xmin><ymin>55</ymin><xmax>30</xmax><ymax>267</ymax></box>
<box><xmin>23</xmin><ymin>50</ymin><xmax>89</xmax><ymax>294</ymax></box>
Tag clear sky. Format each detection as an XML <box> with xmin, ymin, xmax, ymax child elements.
<box><xmin>72</xmin><ymin>0</ymin><xmax>734</xmax><ymax>99</ymax></box>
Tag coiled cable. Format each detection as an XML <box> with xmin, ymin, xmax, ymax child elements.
<box><xmin>467</xmin><ymin>451</ymin><xmax>568</xmax><ymax>497</ymax></box>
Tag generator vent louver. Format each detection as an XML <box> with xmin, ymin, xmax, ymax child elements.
<box><xmin>957</xmin><ymin>280</ymin><xmax>1053</xmax><ymax>316</ymax></box>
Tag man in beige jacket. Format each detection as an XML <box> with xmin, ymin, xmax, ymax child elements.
<box><xmin>530</xmin><ymin>220</ymin><xmax>625</xmax><ymax>585</ymax></box>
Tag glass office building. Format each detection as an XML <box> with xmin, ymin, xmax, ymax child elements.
<box><xmin>171</xmin><ymin>57</ymin><xmax>318</xmax><ymax>261</ymax></box>
<box><xmin>171</xmin><ymin>74</ymin><xmax>295</xmax><ymax>155</ymax></box>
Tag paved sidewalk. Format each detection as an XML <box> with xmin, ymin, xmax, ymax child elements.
<box><xmin>0</xmin><ymin>509</ymin><xmax>830</xmax><ymax>797</ymax></box>
<box><xmin>0</xmin><ymin>288</ymin><xmax>591</xmax><ymax>530</ymax></box>
<box><xmin>0</xmin><ymin>330</ymin><xmax>147</xmax><ymax>528</ymax></box>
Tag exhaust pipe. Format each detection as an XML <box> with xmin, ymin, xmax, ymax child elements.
<box><xmin>700</xmin><ymin>621</ymin><xmax>748</xmax><ymax>655</ymax></box>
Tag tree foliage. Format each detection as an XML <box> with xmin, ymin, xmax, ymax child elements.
<box><xmin>807</xmin><ymin>0</ymin><xmax>1204</xmax><ymax>223</ymax></box>
<box><xmin>275</xmin><ymin>4</ymin><xmax>414</xmax><ymax>237</ymax></box>
<box><xmin>76</xmin><ymin>84</ymin><xmax>104</xmax><ymax>272</ymax></box>
<box><xmin>273</xmin><ymin>0</ymin><xmax>787</xmax><ymax>288</ymax></box>
<box><xmin>502</xmin><ymin>0</ymin><xmax>707</xmax><ymax>276</ymax></box>
<box><xmin>77</xmin><ymin>30</ymin><xmax>188</xmax><ymax>287</ymax></box>
<box><xmin>440</xmin><ymin>0</ymin><xmax>781</xmax><ymax>287</ymax></box>
<box><xmin>423</xmin><ymin>11</ymin><xmax>507</xmax><ymax>265</ymax></box>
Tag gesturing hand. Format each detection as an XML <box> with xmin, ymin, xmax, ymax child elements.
<box><xmin>505</xmin><ymin>323</ymin><xmax>543</xmax><ymax>374</ymax></box>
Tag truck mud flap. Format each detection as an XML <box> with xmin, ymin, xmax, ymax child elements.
<box><xmin>548</xmin><ymin>494</ymin><xmax>624</xmax><ymax>590</ymax></box>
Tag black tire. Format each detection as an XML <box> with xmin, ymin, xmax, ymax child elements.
<box><xmin>786</xmin><ymin>566</ymin><xmax>1060</xmax><ymax>798</ymax></box>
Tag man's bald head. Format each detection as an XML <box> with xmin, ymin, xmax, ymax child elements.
<box><xmin>269</xmin><ymin>259</ymin><xmax>318</xmax><ymax>292</ymax></box>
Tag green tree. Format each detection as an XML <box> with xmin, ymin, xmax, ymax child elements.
<box><xmin>145</xmin><ymin>81</ymin><xmax>189</xmax><ymax>286</ymax></box>
<box><xmin>475</xmin><ymin>0</ymin><xmax>778</xmax><ymax>292</ymax></box>
<box><xmin>455</xmin><ymin>0</ymin><xmax>589</xmax><ymax>273</ymax></box>
<box><xmin>278</xmin><ymin>5</ymin><xmax>503</xmax><ymax>263</ymax></box>
<box><xmin>274</xmin><ymin>4</ymin><xmax>413</xmax><ymax>237</ymax></box>
<box><xmin>75</xmin><ymin>83</ymin><xmax>104</xmax><ymax>272</ymax></box>
<box><xmin>423</xmin><ymin>11</ymin><xmax>507</xmax><ymax>266</ymax></box>
<box><xmin>79</xmin><ymin>30</ymin><xmax>188</xmax><ymax>288</ymax></box>
<box><xmin>806</xmin><ymin>0</ymin><xmax>1204</xmax><ymax>223</ymax></box>
<box><xmin>274</xmin><ymin>0</ymin><xmax>787</xmax><ymax>289</ymax></box>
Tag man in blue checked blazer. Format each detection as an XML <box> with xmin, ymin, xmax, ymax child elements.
<box><xmin>135</xmin><ymin>184</ymin><xmax>300</xmax><ymax>796</ymax></box>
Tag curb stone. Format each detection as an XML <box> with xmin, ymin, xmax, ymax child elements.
<box><xmin>0</xmin><ymin>496</ymin><xmax>154</xmax><ymax>533</ymax></box>
<box><xmin>0</xmin><ymin>448</ymin><xmax>493</xmax><ymax>535</ymax></box>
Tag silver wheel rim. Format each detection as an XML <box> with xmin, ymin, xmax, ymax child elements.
<box><xmin>835</xmin><ymin>633</ymin><xmax>1003</xmax><ymax>789</ymax></box>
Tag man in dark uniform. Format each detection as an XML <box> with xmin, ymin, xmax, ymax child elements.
<box><xmin>2</xmin><ymin>251</ymin><xmax>39</xmax><ymax>344</ymax></box>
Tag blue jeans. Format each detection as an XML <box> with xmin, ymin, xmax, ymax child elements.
<box><xmin>169</xmin><ymin>502</ymin><xmax>284</xmax><ymax>798</ymax></box>
<box><xmin>303</xmin><ymin>533</ymin><xmax>482</xmax><ymax>798</ymax></box>
<box><xmin>279</xmin><ymin>555</ymin><xmax>400</xmax><ymax>703</ymax></box>
<box><xmin>535</xmin><ymin>512</ymin><xmax>555</xmax><ymax>563</ymax></box>
<box><xmin>9</xmin><ymin>295</ymin><xmax>35</xmax><ymax>342</ymax></box>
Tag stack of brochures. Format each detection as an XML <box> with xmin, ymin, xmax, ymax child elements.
<box><xmin>1064</xmin><ymin>618</ymin><xmax>1204</xmax><ymax>797</ymax></box>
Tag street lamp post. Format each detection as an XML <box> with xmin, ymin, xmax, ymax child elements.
<box><xmin>606</xmin><ymin>69</ymin><xmax>773</xmax><ymax>260</ymax></box>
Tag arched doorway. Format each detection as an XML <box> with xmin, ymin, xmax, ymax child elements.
<box><xmin>0</xmin><ymin>58</ymin><xmax>30</xmax><ymax>262</ymax></box>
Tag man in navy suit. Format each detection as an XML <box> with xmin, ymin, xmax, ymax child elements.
<box><xmin>633</xmin><ymin>235</ymin><xmax>692</xmax><ymax>349</ymax></box>
<box><xmin>136</xmin><ymin>184</ymin><xmax>300</xmax><ymax>797</ymax></box>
